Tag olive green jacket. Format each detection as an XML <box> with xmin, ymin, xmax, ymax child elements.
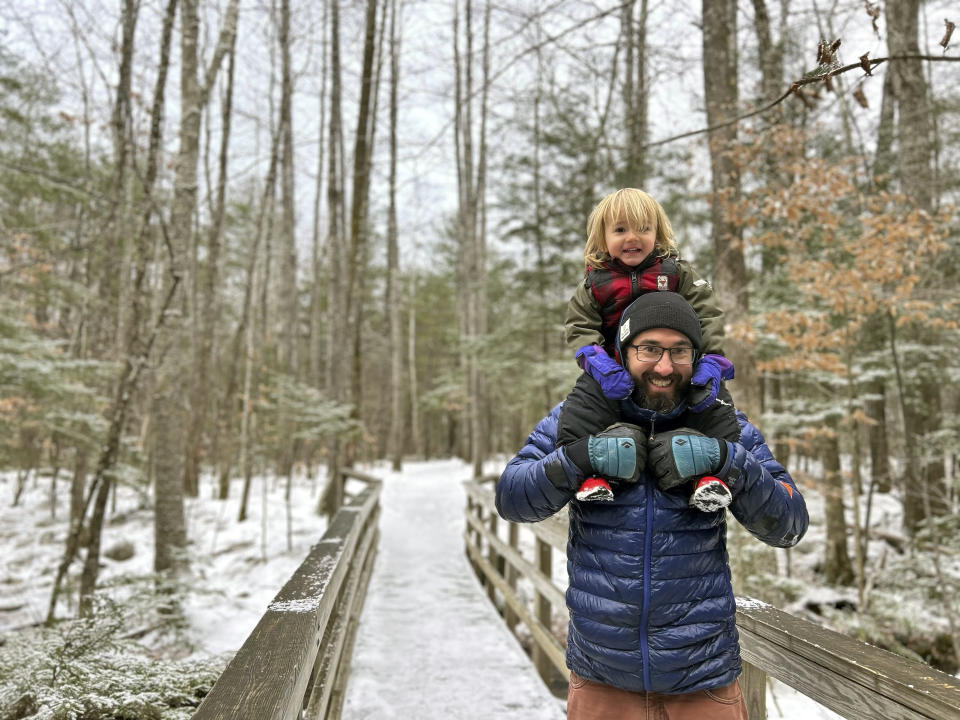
<box><xmin>564</xmin><ymin>259</ymin><xmax>725</xmax><ymax>355</ymax></box>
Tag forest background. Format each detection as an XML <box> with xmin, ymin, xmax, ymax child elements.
<box><xmin>0</xmin><ymin>0</ymin><xmax>959</xmax><ymax>716</ymax></box>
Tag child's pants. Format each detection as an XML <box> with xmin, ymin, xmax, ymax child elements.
<box><xmin>566</xmin><ymin>672</ymin><xmax>749</xmax><ymax>720</ymax></box>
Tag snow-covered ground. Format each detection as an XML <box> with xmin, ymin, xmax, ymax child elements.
<box><xmin>0</xmin><ymin>468</ymin><xmax>330</xmax><ymax>657</ymax></box>
<box><xmin>1</xmin><ymin>460</ymin><xmax>848</xmax><ymax>718</ymax></box>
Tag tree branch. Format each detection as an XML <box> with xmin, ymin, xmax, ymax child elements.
<box><xmin>644</xmin><ymin>53</ymin><xmax>960</xmax><ymax>149</ymax></box>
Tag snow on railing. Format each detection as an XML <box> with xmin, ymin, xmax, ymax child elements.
<box><xmin>463</xmin><ymin>475</ymin><xmax>960</xmax><ymax>719</ymax></box>
<box><xmin>193</xmin><ymin>468</ymin><xmax>382</xmax><ymax>720</ymax></box>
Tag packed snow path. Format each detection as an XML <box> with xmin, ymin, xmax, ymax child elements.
<box><xmin>341</xmin><ymin>459</ymin><xmax>564</xmax><ymax>719</ymax></box>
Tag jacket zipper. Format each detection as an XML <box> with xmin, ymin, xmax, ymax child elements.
<box><xmin>640</xmin><ymin>416</ymin><xmax>655</xmax><ymax>690</ymax></box>
<box><xmin>631</xmin><ymin>270</ymin><xmax>638</xmax><ymax>297</ymax></box>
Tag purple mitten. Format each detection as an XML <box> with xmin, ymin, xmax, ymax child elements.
<box><xmin>688</xmin><ymin>354</ymin><xmax>735</xmax><ymax>413</ymax></box>
<box><xmin>576</xmin><ymin>345</ymin><xmax>634</xmax><ymax>400</ymax></box>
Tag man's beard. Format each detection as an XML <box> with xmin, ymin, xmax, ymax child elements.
<box><xmin>631</xmin><ymin>370</ymin><xmax>690</xmax><ymax>413</ymax></box>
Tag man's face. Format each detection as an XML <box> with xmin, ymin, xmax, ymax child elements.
<box><xmin>624</xmin><ymin>328</ymin><xmax>695</xmax><ymax>412</ymax></box>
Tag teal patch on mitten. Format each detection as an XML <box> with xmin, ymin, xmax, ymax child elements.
<box><xmin>670</xmin><ymin>434</ymin><xmax>721</xmax><ymax>478</ymax></box>
<box><xmin>587</xmin><ymin>436</ymin><xmax>638</xmax><ymax>480</ymax></box>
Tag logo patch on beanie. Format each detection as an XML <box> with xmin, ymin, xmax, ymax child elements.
<box><xmin>619</xmin><ymin>318</ymin><xmax>631</xmax><ymax>343</ymax></box>
<box><xmin>657</xmin><ymin>274</ymin><xmax>668</xmax><ymax>290</ymax></box>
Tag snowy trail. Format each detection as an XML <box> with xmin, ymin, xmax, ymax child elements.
<box><xmin>342</xmin><ymin>459</ymin><xmax>564</xmax><ymax>719</ymax></box>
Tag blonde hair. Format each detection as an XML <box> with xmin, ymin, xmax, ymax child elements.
<box><xmin>584</xmin><ymin>188</ymin><xmax>679</xmax><ymax>269</ymax></box>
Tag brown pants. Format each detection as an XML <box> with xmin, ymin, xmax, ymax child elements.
<box><xmin>566</xmin><ymin>672</ymin><xmax>749</xmax><ymax>720</ymax></box>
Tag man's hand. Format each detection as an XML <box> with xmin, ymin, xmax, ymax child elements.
<box><xmin>576</xmin><ymin>344</ymin><xmax>634</xmax><ymax>400</ymax></box>
<box><xmin>647</xmin><ymin>428</ymin><xmax>727</xmax><ymax>491</ymax></box>
<box><xmin>687</xmin><ymin>354</ymin><xmax>735</xmax><ymax>413</ymax></box>
<box><xmin>566</xmin><ymin>423</ymin><xmax>648</xmax><ymax>482</ymax></box>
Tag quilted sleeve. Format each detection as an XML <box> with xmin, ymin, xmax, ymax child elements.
<box><xmin>724</xmin><ymin>411</ymin><xmax>808</xmax><ymax>548</ymax></box>
<box><xmin>564</xmin><ymin>278</ymin><xmax>605</xmax><ymax>350</ymax></box>
<box><xmin>496</xmin><ymin>404</ymin><xmax>580</xmax><ymax>524</ymax></box>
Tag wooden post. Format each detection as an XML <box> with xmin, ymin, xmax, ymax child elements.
<box><xmin>532</xmin><ymin>536</ymin><xmax>553</xmax><ymax>682</ymax></box>
<box><xmin>505</xmin><ymin>523</ymin><xmax>519</xmax><ymax>630</ymax></box>
<box><xmin>487</xmin><ymin>512</ymin><xmax>499</xmax><ymax>603</ymax></box>
<box><xmin>740</xmin><ymin>660</ymin><xmax>767</xmax><ymax>720</ymax></box>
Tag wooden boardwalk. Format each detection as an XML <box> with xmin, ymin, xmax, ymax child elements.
<box><xmin>341</xmin><ymin>460</ymin><xmax>564</xmax><ymax>720</ymax></box>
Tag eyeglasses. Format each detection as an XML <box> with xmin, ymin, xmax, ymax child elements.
<box><xmin>628</xmin><ymin>344</ymin><xmax>696</xmax><ymax>365</ymax></box>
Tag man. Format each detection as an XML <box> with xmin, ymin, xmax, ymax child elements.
<box><xmin>496</xmin><ymin>292</ymin><xmax>808</xmax><ymax>720</ymax></box>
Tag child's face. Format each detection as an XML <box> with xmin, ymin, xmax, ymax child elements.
<box><xmin>604</xmin><ymin>216</ymin><xmax>656</xmax><ymax>266</ymax></box>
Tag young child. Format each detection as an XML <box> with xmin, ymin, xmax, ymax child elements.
<box><xmin>563</xmin><ymin>188</ymin><xmax>735</xmax><ymax>510</ymax></box>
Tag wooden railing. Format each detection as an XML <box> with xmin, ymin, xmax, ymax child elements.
<box><xmin>193</xmin><ymin>469</ymin><xmax>382</xmax><ymax>720</ymax></box>
<box><xmin>465</xmin><ymin>475</ymin><xmax>960</xmax><ymax>720</ymax></box>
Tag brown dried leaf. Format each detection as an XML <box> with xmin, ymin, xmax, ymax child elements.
<box><xmin>941</xmin><ymin>19</ymin><xmax>956</xmax><ymax>50</ymax></box>
<box><xmin>852</xmin><ymin>85</ymin><xmax>869</xmax><ymax>108</ymax></box>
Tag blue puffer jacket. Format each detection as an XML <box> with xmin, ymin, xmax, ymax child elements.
<box><xmin>495</xmin><ymin>399</ymin><xmax>808</xmax><ymax>695</ymax></box>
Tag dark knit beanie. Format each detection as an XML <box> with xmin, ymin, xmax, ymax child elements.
<box><xmin>617</xmin><ymin>292</ymin><xmax>703</xmax><ymax>352</ymax></box>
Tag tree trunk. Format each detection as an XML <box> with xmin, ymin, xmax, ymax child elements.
<box><xmin>822</xmin><ymin>433</ymin><xmax>854</xmax><ymax>586</ymax></box>
<box><xmin>308</xmin><ymin>1</ymin><xmax>329</xmax><ymax>389</ymax></box>
<box><xmin>873</xmin><ymin>68</ymin><xmax>896</xmax><ymax>189</ymax></box>
<box><xmin>48</xmin><ymin>0</ymin><xmax>180</xmax><ymax>622</ymax></box>
<box><xmin>386</xmin><ymin>0</ymin><xmax>404</xmax><ymax>471</ymax></box>
<box><xmin>278</xmin><ymin>0</ymin><xmax>298</xmax><ymax>376</ymax></box>
<box><xmin>886</xmin><ymin>0</ymin><xmax>934</xmax><ymax>210</ymax></box>
<box><xmin>750</xmin><ymin>0</ymin><xmax>785</xmax><ymax>108</ymax></box>
<box><xmin>702</xmin><ymin>0</ymin><xmax>757</xmax><ymax>415</ymax></box>
<box><xmin>320</xmin><ymin>0</ymin><xmax>347</xmax><ymax>517</ymax></box>
<box><xmin>153</xmin><ymin>383</ymin><xmax>188</xmax><ymax>574</ymax></box>
<box><xmin>621</xmin><ymin>0</ymin><xmax>648</xmax><ymax>186</ymax></box>
<box><xmin>453</xmin><ymin>0</ymin><xmax>490</xmax><ymax>477</ymax></box>
<box><xmin>186</xmin><ymin>29</ymin><xmax>237</xmax><ymax>497</ymax></box>
<box><xmin>865</xmin><ymin>378</ymin><xmax>891</xmax><ymax>493</ymax></box>
<box><xmin>97</xmin><ymin>0</ymin><xmax>138</xmax><ymax>355</ymax></box>
<box><xmin>408</xmin><ymin>274</ymin><xmax>422</xmax><ymax>457</ymax></box>
<box><xmin>216</xmin><ymin>127</ymin><xmax>281</xmax><ymax>500</ymax></box>
<box><xmin>345</xmin><ymin>0</ymin><xmax>381</xmax><ymax>414</ymax></box>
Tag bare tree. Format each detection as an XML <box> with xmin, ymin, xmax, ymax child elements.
<box><xmin>153</xmin><ymin>0</ymin><xmax>238</xmax><ymax>588</ymax></box>
<box><xmin>886</xmin><ymin>0</ymin><xmax>934</xmax><ymax>210</ymax></box>
<box><xmin>885</xmin><ymin>0</ymin><xmax>941</xmax><ymax>535</ymax></box>
<box><xmin>453</xmin><ymin>0</ymin><xmax>491</xmax><ymax>477</ymax></box>
<box><xmin>345</xmin><ymin>0</ymin><xmax>383</xmax><ymax>413</ymax></box>
<box><xmin>620</xmin><ymin>0</ymin><xmax>649</xmax><ymax>187</ymax></box>
<box><xmin>386</xmin><ymin>0</ymin><xmax>404</xmax><ymax>471</ymax></box>
<box><xmin>308</xmin><ymin>1</ymin><xmax>329</xmax><ymax>390</ymax></box>
<box><xmin>185</xmin><ymin>18</ymin><xmax>238</xmax><ymax>500</ymax></box>
<box><xmin>48</xmin><ymin>0</ymin><xmax>183</xmax><ymax>621</ymax></box>
<box><xmin>319</xmin><ymin>0</ymin><xmax>348</xmax><ymax>516</ymax></box>
<box><xmin>278</xmin><ymin>0</ymin><xmax>298</xmax><ymax>376</ymax></box>
<box><xmin>702</xmin><ymin>0</ymin><xmax>757</xmax><ymax>415</ymax></box>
